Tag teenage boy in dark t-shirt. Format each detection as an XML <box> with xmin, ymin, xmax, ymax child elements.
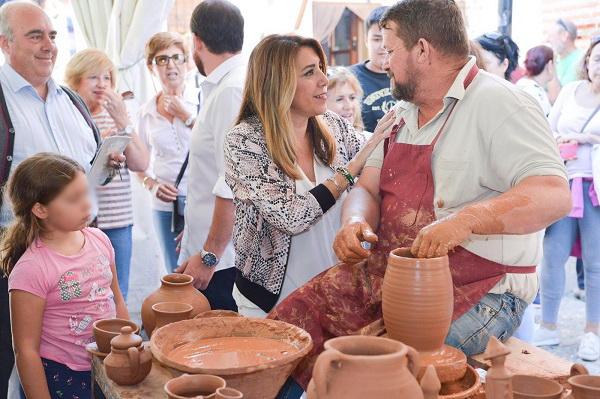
<box><xmin>349</xmin><ymin>6</ymin><xmax>397</xmax><ymax>132</ymax></box>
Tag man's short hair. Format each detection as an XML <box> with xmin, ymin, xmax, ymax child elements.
<box><xmin>380</xmin><ymin>0</ymin><xmax>469</xmax><ymax>59</ymax></box>
<box><xmin>190</xmin><ymin>0</ymin><xmax>244</xmax><ymax>54</ymax></box>
<box><xmin>365</xmin><ymin>6</ymin><xmax>389</xmax><ymax>33</ymax></box>
<box><xmin>557</xmin><ymin>18</ymin><xmax>577</xmax><ymax>42</ymax></box>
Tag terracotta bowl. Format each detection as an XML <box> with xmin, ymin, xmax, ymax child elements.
<box><xmin>93</xmin><ymin>318</ymin><xmax>139</xmax><ymax>354</ymax></box>
<box><xmin>438</xmin><ymin>364</ymin><xmax>481</xmax><ymax>399</ymax></box>
<box><xmin>512</xmin><ymin>375</ymin><xmax>563</xmax><ymax>399</ymax></box>
<box><xmin>164</xmin><ymin>373</ymin><xmax>226</xmax><ymax>399</ymax></box>
<box><xmin>568</xmin><ymin>375</ymin><xmax>600</xmax><ymax>399</ymax></box>
<box><xmin>216</xmin><ymin>387</ymin><xmax>244</xmax><ymax>399</ymax></box>
<box><xmin>151</xmin><ymin>317</ymin><xmax>313</xmax><ymax>399</ymax></box>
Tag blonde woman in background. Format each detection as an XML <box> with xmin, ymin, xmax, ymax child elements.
<box><xmin>137</xmin><ymin>32</ymin><xmax>200</xmax><ymax>272</ymax></box>
<box><xmin>65</xmin><ymin>49</ymin><xmax>149</xmax><ymax>300</ymax></box>
<box><xmin>326</xmin><ymin>66</ymin><xmax>366</xmax><ymax>133</ymax></box>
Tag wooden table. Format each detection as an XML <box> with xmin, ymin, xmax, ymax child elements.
<box><xmin>92</xmin><ymin>337</ymin><xmax>576</xmax><ymax>398</ymax></box>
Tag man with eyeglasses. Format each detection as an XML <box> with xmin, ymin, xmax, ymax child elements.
<box><xmin>548</xmin><ymin>19</ymin><xmax>584</xmax><ymax>86</ymax></box>
<box><xmin>175</xmin><ymin>0</ymin><xmax>245</xmax><ymax>312</ymax></box>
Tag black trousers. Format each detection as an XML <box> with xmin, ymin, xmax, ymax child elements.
<box><xmin>200</xmin><ymin>267</ymin><xmax>238</xmax><ymax>312</ymax></box>
<box><xmin>1</xmin><ymin>275</ymin><xmax>14</xmax><ymax>398</ymax></box>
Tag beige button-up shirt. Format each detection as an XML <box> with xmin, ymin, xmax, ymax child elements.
<box><xmin>366</xmin><ymin>57</ymin><xmax>568</xmax><ymax>303</ymax></box>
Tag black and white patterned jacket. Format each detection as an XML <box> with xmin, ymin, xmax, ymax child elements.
<box><xmin>224</xmin><ymin>111</ymin><xmax>363</xmax><ymax>312</ymax></box>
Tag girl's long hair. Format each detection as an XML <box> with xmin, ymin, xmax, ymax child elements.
<box><xmin>236</xmin><ymin>34</ymin><xmax>336</xmax><ymax>179</ymax></box>
<box><xmin>0</xmin><ymin>153</ymin><xmax>84</xmax><ymax>276</ymax></box>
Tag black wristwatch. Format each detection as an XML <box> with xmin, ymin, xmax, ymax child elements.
<box><xmin>200</xmin><ymin>248</ymin><xmax>219</xmax><ymax>268</ymax></box>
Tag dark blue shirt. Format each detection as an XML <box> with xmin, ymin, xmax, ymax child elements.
<box><xmin>349</xmin><ymin>61</ymin><xmax>397</xmax><ymax>132</ymax></box>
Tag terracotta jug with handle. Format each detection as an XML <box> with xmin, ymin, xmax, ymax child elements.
<box><xmin>307</xmin><ymin>335</ymin><xmax>423</xmax><ymax>399</ymax></box>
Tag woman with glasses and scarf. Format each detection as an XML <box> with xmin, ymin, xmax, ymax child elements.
<box><xmin>476</xmin><ymin>32</ymin><xmax>520</xmax><ymax>81</ymax></box>
<box><xmin>534</xmin><ymin>38</ymin><xmax>600</xmax><ymax>361</ymax></box>
<box><xmin>137</xmin><ymin>32</ymin><xmax>200</xmax><ymax>272</ymax></box>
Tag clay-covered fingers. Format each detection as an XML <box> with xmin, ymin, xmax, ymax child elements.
<box><xmin>333</xmin><ymin>222</ymin><xmax>378</xmax><ymax>264</ymax></box>
<box><xmin>411</xmin><ymin>217</ymin><xmax>472</xmax><ymax>258</ymax></box>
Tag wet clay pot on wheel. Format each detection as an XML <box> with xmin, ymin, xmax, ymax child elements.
<box><xmin>152</xmin><ymin>302</ymin><xmax>193</xmax><ymax>333</ymax></box>
<box><xmin>104</xmin><ymin>326</ymin><xmax>152</xmax><ymax>385</ymax></box>
<box><xmin>383</xmin><ymin>248</ymin><xmax>465</xmax><ymax>382</ymax></box>
<box><xmin>307</xmin><ymin>335</ymin><xmax>423</xmax><ymax>399</ymax></box>
<box><xmin>142</xmin><ymin>273</ymin><xmax>210</xmax><ymax>336</ymax></box>
<box><xmin>512</xmin><ymin>375</ymin><xmax>563</xmax><ymax>399</ymax></box>
<box><xmin>164</xmin><ymin>374</ymin><xmax>227</xmax><ymax>399</ymax></box>
<box><xmin>568</xmin><ymin>375</ymin><xmax>600</xmax><ymax>399</ymax></box>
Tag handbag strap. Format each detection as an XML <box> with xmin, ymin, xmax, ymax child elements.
<box><xmin>175</xmin><ymin>153</ymin><xmax>188</xmax><ymax>188</ymax></box>
<box><xmin>580</xmin><ymin>103</ymin><xmax>600</xmax><ymax>133</ymax></box>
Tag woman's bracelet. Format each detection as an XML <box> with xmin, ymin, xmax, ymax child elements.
<box><xmin>336</xmin><ymin>167</ymin><xmax>355</xmax><ymax>186</ymax></box>
<box><xmin>326</xmin><ymin>175</ymin><xmax>344</xmax><ymax>196</ymax></box>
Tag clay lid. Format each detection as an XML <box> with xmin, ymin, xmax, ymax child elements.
<box><xmin>110</xmin><ymin>326</ymin><xmax>143</xmax><ymax>350</ymax></box>
<box><xmin>482</xmin><ymin>337</ymin><xmax>510</xmax><ymax>360</ymax></box>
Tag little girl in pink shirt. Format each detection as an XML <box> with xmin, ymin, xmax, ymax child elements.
<box><xmin>1</xmin><ymin>153</ymin><xmax>128</xmax><ymax>399</ymax></box>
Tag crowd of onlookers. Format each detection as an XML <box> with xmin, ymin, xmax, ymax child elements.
<box><xmin>0</xmin><ymin>0</ymin><xmax>598</xmax><ymax>398</ymax></box>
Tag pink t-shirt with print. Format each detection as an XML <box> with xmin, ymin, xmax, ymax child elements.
<box><xmin>8</xmin><ymin>227</ymin><xmax>117</xmax><ymax>371</ymax></box>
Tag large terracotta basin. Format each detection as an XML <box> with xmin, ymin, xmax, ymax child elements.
<box><xmin>151</xmin><ymin>317</ymin><xmax>313</xmax><ymax>399</ymax></box>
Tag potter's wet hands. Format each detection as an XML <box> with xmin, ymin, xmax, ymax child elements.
<box><xmin>175</xmin><ymin>253</ymin><xmax>216</xmax><ymax>290</ymax></box>
<box><xmin>411</xmin><ymin>213</ymin><xmax>474</xmax><ymax>258</ymax></box>
<box><xmin>333</xmin><ymin>218</ymin><xmax>378</xmax><ymax>263</ymax></box>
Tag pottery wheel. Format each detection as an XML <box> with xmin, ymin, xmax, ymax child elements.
<box><xmin>418</xmin><ymin>345</ymin><xmax>467</xmax><ymax>384</ymax></box>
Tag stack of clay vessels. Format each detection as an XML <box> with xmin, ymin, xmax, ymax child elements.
<box><xmin>141</xmin><ymin>273</ymin><xmax>210</xmax><ymax>336</ymax></box>
<box><xmin>92</xmin><ymin>318</ymin><xmax>139</xmax><ymax>354</ymax></box>
<box><xmin>104</xmin><ymin>326</ymin><xmax>153</xmax><ymax>385</ymax></box>
<box><xmin>382</xmin><ymin>247</ymin><xmax>480</xmax><ymax>398</ymax></box>
<box><xmin>165</xmin><ymin>374</ymin><xmax>244</xmax><ymax>398</ymax></box>
<box><xmin>307</xmin><ymin>335</ymin><xmax>424</xmax><ymax>398</ymax></box>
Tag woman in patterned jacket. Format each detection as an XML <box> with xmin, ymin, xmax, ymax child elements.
<box><xmin>224</xmin><ymin>34</ymin><xmax>395</xmax><ymax>319</ymax></box>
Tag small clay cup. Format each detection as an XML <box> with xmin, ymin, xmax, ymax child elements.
<box><xmin>512</xmin><ymin>375</ymin><xmax>563</xmax><ymax>399</ymax></box>
<box><xmin>568</xmin><ymin>375</ymin><xmax>600</xmax><ymax>399</ymax></box>
<box><xmin>152</xmin><ymin>302</ymin><xmax>193</xmax><ymax>333</ymax></box>
<box><xmin>93</xmin><ymin>318</ymin><xmax>139</xmax><ymax>353</ymax></box>
<box><xmin>216</xmin><ymin>387</ymin><xmax>243</xmax><ymax>399</ymax></box>
<box><xmin>164</xmin><ymin>374</ymin><xmax>227</xmax><ymax>399</ymax></box>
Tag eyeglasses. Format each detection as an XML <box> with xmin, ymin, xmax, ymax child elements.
<box><xmin>153</xmin><ymin>54</ymin><xmax>187</xmax><ymax>66</ymax></box>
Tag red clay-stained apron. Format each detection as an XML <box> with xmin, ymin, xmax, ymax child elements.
<box><xmin>269</xmin><ymin>64</ymin><xmax>536</xmax><ymax>388</ymax></box>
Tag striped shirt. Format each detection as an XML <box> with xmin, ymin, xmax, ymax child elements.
<box><xmin>93</xmin><ymin>109</ymin><xmax>134</xmax><ymax>230</ymax></box>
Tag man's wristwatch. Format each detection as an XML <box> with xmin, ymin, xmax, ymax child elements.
<box><xmin>200</xmin><ymin>248</ymin><xmax>219</xmax><ymax>268</ymax></box>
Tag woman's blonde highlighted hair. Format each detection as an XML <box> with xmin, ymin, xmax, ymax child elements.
<box><xmin>237</xmin><ymin>34</ymin><xmax>336</xmax><ymax>179</ymax></box>
<box><xmin>326</xmin><ymin>66</ymin><xmax>364</xmax><ymax>131</ymax></box>
<box><xmin>64</xmin><ymin>48</ymin><xmax>117</xmax><ymax>90</ymax></box>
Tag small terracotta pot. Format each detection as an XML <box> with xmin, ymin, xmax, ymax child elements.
<box><xmin>164</xmin><ymin>374</ymin><xmax>226</xmax><ymax>399</ymax></box>
<box><xmin>152</xmin><ymin>302</ymin><xmax>193</xmax><ymax>333</ymax></box>
<box><xmin>141</xmin><ymin>273</ymin><xmax>211</xmax><ymax>336</ymax></box>
<box><xmin>512</xmin><ymin>375</ymin><xmax>563</xmax><ymax>399</ymax></box>
<box><xmin>93</xmin><ymin>318</ymin><xmax>139</xmax><ymax>354</ymax></box>
<box><xmin>216</xmin><ymin>387</ymin><xmax>244</xmax><ymax>399</ymax></box>
<box><xmin>568</xmin><ymin>375</ymin><xmax>600</xmax><ymax>399</ymax></box>
<box><xmin>194</xmin><ymin>310</ymin><xmax>242</xmax><ymax>319</ymax></box>
<box><xmin>307</xmin><ymin>335</ymin><xmax>423</xmax><ymax>399</ymax></box>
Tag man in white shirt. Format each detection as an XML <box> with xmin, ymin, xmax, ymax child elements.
<box><xmin>176</xmin><ymin>0</ymin><xmax>245</xmax><ymax>311</ymax></box>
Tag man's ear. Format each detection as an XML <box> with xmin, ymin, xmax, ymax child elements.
<box><xmin>0</xmin><ymin>35</ymin><xmax>11</xmax><ymax>55</ymax></box>
<box><xmin>192</xmin><ymin>34</ymin><xmax>204</xmax><ymax>54</ymax></box>
<box><xmin>415</xmin><ymin>38</ymin><xmax>432</xmax><ymax>65</ymax></box>
<box><xmin>31</xmin><ymin>203</ymin><xmax>48</xmax><ymax>220</ymax></box>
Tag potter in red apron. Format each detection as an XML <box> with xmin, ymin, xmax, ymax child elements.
<box><xmin>269</xmin><ymin>65</ymin><xmax>536</xmax><ymax>388</ymax></box>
